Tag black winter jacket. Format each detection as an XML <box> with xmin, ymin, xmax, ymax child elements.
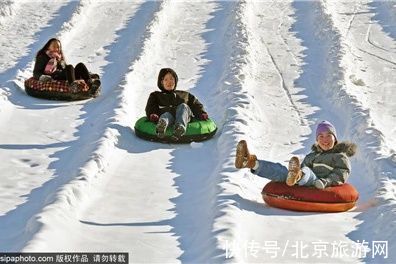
<box><xmin>145</xmin><ymin>90</ymin><xmax>207</xmax><ymax>118</ymax></box>
<box><xmin>33</xmin><ymin>53</ymin><xmax>66</xmax><ymax>80</ymax></box>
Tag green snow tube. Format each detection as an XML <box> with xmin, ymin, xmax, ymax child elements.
<box><xmin>134</xmin><ymin>117</ymin><xmax>217</xmax><ymax>143</ymax></box>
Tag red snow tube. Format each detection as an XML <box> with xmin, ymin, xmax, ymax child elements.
<box><xmin>261</xmin><ymin>181</ymin><xmax>359</xmax><ymax>212</ymax></box>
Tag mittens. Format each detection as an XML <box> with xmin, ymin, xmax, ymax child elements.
<box><xmin>46</xmin><ymin>50</ymin><xmax>61</xmax><ymax>60</ymax></box>
<box><xmin>200</xmin><ymin>113</ymin><xmax>209</xmax><ymax>120</ymax></box>
<box><xmin>149</xmin><ymin>114</ymin><xmax>159</xmax><ymax>122</ymax></box>
<box><xmin>39</xmin><ymin>75</ymin><xmax>52</xmax><ymax>82</ymax></box>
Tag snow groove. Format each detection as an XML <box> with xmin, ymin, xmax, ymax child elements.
<box><xmin>321</xmin><ymin>1</ymin><xmax>396</xmax><ymax>261</ymax></box>
<box><xmin>204</xmin><ymin>1</ymin><xmax>257</xmax><ymax>262</ymax></box>
<box><xmin>211</xmin><ymin>0</ymin><xmax>311</xmax><ymax>262</ymax></box>
<box><xmin>112</xmin><ymin>1</ymin><xmax>238</xmax><ymax>262</ymax></box>
<box><xmin>0</xmin><ymin>1</ymin><xmax>161</xmax><ymax>252</ymax></box>
<box><xmin>0</xmin><ymin>0</ymin><xmax>92</xmax><ymax>252</ymax></box>
<box><xmin>22</xmin><ymin>1</ymin><xmax>162</xmax><ymax>251</ymax></box>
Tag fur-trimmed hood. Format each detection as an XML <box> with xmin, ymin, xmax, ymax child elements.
<box><xmin>311</xmin><ymin>141</ymin><xmax>357</xmax><ymax>157</ymax></box>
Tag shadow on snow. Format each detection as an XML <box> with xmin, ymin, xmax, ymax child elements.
<box><xmin>0</xmin><ymin>1</ymin><xmax>160</xmax><ymax>252</ymax></box>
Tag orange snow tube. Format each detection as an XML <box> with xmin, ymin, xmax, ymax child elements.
<box><xmin>261</xmin><ymin>181</ymin><xmax>359</xmax><ymax>213</ymax></box>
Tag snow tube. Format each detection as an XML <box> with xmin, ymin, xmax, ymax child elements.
<box><xmin>24</xmin><ymin>76</ymin><xmax>100</xmax><ymax>101</ymax></box>
<box><xmin>134</xmin><ymin>116</ymin><xmax>217</xmax><ymax>143</ymax></box>
<box><xmin>261</xmin><ymin>181</ymin><xmax>359</xmax><ymax>212</ymax></box>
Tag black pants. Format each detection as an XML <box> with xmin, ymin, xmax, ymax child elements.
<box><xmin>53</xmin><ymin>63</ymin><xmax>90</xmax><ymax>84</ymax></box>
<box><xmin>66</xmin><ymin>63</ymin><xmax>91</xmax><ymax>84</ymax></box>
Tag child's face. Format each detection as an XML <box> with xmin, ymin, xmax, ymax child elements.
<box><xmin>162</xmin><ymin>73</ymin><xmax>175</xmax><ymax>91</ymax></box>
<box><xmin>48</xmin><ymin>40</ymin><xmax>61</xmax><ymax>53</ymax></box>
<box><xmin>317</xmin><ymin>131</ymin><xmax>336</xmax><ymax>151</ymax></box>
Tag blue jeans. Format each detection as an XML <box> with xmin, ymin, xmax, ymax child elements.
<box><xmin>159</xmin><ymin>103</ymin><xmax>192</xmax><ymax>129</ymax></box>
<box><xmin>252</xmin><ymin>159</ymin><xmax>319</xmax><ymax>186</ymax></box>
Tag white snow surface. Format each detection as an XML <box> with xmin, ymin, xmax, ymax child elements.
<box><xmin>0</xmin><ymin>0</ymin><xmax>395</xmax><ymax>263</ymax></box>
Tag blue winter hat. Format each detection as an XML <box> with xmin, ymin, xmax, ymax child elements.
<box><xmin>316</xmin><ymin>121</ymin><xmax>337</xmax><ymax>141</ymax></box>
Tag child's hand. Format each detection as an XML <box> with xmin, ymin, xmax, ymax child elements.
<box><xmin>46</xmin><ymin>50</ymin><xmax>61</xmax><ymax>60</ymax></box>
<box><xmin>39</xmin><ymin>75</ymin><xmax>52</xmax><ymax>82</ymax></box>
<box><xmin>149</xmin><ymin>114</ymin><xmax>159</xmax><ymax>122</ymax></box>
<box><xmin>200</xmin><ymin>113</ymin><xmax>209</xmax><ymax>120</ymax></box>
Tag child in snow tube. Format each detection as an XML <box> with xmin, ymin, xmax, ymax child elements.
<box><xmin>144</xmin><ymin>68</ymin><xmax>212</xmax><ymax>141</ymax></box>
<box><xmin>235</xmin><ymin>121</ymin><xmax>357</xmax><ymax>189</ymax></box>
<box><xmin>28</xmin><ymin>38</ymin><xmax>100</xmax><ymax>99</ymax></box>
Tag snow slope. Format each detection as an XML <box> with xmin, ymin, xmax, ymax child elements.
<box><xmin>0</xmin><ymin>0</ymin><xmax>395</xmax><ymax>263</ymax></box>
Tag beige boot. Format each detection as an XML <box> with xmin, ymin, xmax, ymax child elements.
<box><xmin>286</xmin><ymin>156</ymin><xmax>302</xmax><ymax>186</ymax></box>
<box><xmin>235</xmin><ymin>140</ymin><xmax>257</xmax><ymax>169</ymax></box>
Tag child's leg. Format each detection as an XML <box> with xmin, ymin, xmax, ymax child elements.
<box><xmin>251</xmin><ymin>160</ymin><xmax>288</xmax><ymax>182</ymax></box>
<box><xmin>156</xmin><ymin>112</ymin><xmax>174</xmax><ymax>138</ymax></box>
<box><xmin>297</xmin><ymin>167</ymin><xmax>319</xmax><ymax>186</ymax></box>
<box><xmin>173</xmin><ymin>103</ymin><xmax>192</xmax><ymax>138</ymax></box>
<box><xmin>159</xmin><ymin>112</ymin><xmax>175</xmax><ymax>126</ymax></box>
<box><xmin>175</xmin><ymin>103</ymin><xmax>192</xmax><ymax>128</ymax></box>
<box><xmin>51</xmin><ymin>69</ymin><xmax>68</xmax><ymax>82</ymax></box>
<box><xmin>65</xmin><ymin>64</ymin><xmax>75</xmax><ymax>85</ymax></box>
<box><xmin>74</xmin><ymin>63</ymin><xmax>91</xmax><ymax>82</ymax></box>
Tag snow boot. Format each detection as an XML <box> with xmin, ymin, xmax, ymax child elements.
<box><xmin>235</xmin><ymin>140</ymin><xmax>257</xmax><ymax>169</ymax></box>
<box><xmin>89</xmin><ymin>73</ymin><xmax>100</xmax><ymax>80</ymax></box>
<box><xmin>314</xmin><ymin>178</ymin><xmax>331</xmax><ymax>189</ymax></box>
<box><xmin>286</xmin><ymin>156</ymin><xmax>302</xmax><ymax>186</ymax></box>
<box><xmin>172</xmin><ymin>123</ymin><xmax>186</xmax><ymax>140</ymax></box>
<box><xmin>69</xmin><ymin>81</ymin><xmax>80</xmax><ymax>93</ymax></box>
<box><xmin>88</xmin><ymin>79</ymin><xmax>101</xmax><ymax>96</ymax></box>
<box><xmin>156</xmin><ymin>119</ymin><xmax>167</xmax><ymax>138</ymax></box>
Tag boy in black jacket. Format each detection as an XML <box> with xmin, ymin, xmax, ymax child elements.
<box><xmin>145</xmin><ymin>68</ymin><xmax>209</xmax><ymax>139</ymax></box>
